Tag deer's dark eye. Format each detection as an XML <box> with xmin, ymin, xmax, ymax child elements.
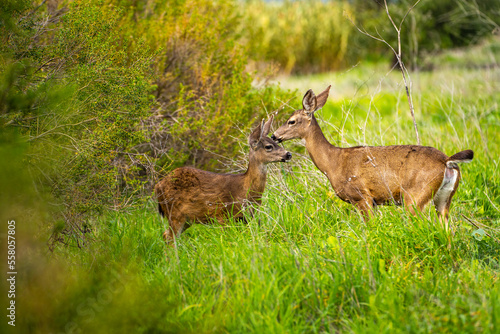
<box><xmin>288</xmin><ymin>120</ymin><xmax>296</xmax><ymax>125</ymax></box>
<box><xmin>265</xmin><ymin>145</ymin><xmax>273</xmax><ymax>151</ymax></box>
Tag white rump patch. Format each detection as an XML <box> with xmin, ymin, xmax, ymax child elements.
<box><xmin>433</xmin><ymin>168</ymin><xmax>458</xmax><ymax>212</ymax></box>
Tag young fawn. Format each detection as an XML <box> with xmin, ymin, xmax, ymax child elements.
<box><xmin>271</xmin><ymin>86</ymin><xmax>473</xmax><ymax>229</ymax></box>
<box><xmin>155</xmin><ymin>116</ymin><xmax>292</xmax><ymax>242</ymax></box>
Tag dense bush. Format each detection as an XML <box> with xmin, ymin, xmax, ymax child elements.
<box><xmin>1</xmin><ymin>0</ymin><xmax>157</xmax><ymax>243</ymax></box>
<box><xmin>111</xmin><ymin>0</ymin><xmax>294</xmax><ymax>168</ymax></box>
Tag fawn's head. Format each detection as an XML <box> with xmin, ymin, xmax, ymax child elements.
<box><xmin>249</xmin><ymin>116</ymin><xmax>292</xmax><ymax>163</ymax></box>
<box><xmin>272</xmin><ymin>85</ymin><xmax>331</xmax><ymax>143</ymax></box>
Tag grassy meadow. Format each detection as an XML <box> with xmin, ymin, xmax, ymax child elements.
<box><xmin>15</xmin><ymin>55</ymin><xmax>500</xmax><ymax>333</ymax></box>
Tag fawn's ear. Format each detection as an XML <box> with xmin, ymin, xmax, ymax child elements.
<box><xmin>315</xmin><ymin>85</ymin><xmax>331</xmax><ymax>110</ymax></box>
<box><xmin>249</xmin><ymin>120</ymin><xmax>263</xmax><ymax>149</ymax></box>
<box><xmin>302</xmin><ymin>89</ymin><xmax>317</xmax><ymax>116</ymax></box>
<box><xmin>261</xmin><ymin>115</ymin><xmax>274</xmax><ymax>138</ymax></box>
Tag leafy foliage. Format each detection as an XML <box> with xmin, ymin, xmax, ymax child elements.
<box><xmin>106</xmin><ymin>0</ymin><xmax>294</xmax><ymax>169</ymax></box>
<box><xmin>1</xmin><ymin>0</ymin><xmax>157</xmax><ymax>243</ymax></box>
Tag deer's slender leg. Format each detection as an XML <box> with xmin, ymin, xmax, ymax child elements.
<box><xmin>163</xmin><ymin>218</ymin><xmax>188</xmax><ymax>244</ymax></box>
<box><xmin>353</xmin><ymin>198</ymin><xmax>374</xmax><ymax>220</ymax></box>
<box><xmin>403</xmin><ymin>182</ymin><xmax>439</xmax><ymax>217</ymax></box>
<box><xmin>404</xmin><ymin>198</ymin><xmax>425</xmax><ymax>216</ymax></box>
<box><xmin>433</xmin><ymin>196</ymin><xmax>452</xmax><ymax>231</ymax></box>
<box><xmin>162</xmin><ymin>224</ymin><xmax>175</xmax><ymax>243</ymax></box>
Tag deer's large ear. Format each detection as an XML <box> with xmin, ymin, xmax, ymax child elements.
<box><xmin>315</xmin><ymin>85</ymin><xmax>331</xmax><ymax>110</ymax></box>
<box><xmin>249</xmin><ymin>120</ymin><xmax>263</xmax><ymax>149</ymax></box>
<box><xmin>261</xmin><ymin>115</ymin><xmax>274</xmax><ymax>139</ymax></box>
<box><xmin>302</xmin><ymin>89</ymin><xmax>317</xmax><ymax>116</ymax></box>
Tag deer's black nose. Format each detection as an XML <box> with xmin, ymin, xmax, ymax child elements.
<box><xmin>286</xmin><ymin>152</ymin><xmax>292</xmax><ymax>160</ymax></box>
<box><xmin>271</xmin><ymin>134</ymin><xmax>276</xmax><ymax>141</ymax></box>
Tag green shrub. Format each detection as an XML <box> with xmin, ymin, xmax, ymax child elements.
<box><xmin>106</xmin><ymin>0</ymin><xmax>295</xmax><ymax>169</ymax></box>
<box><xmin>1</xmin><ymin>0</ymin><xmax>156</xmax><ymax>243</ymax></box>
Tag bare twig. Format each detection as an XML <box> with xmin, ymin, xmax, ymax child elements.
<box><xmin>345</xmin><ymin>0</ymin><xmax>422</xmax><ymax>145</ymax></box>
<box><xmin>461</xmin><ymin>214</ymin><xmax>500</xmax><ymax>243</ymax></box>
<box><xmin>28</xmin><ymin>117</ymin><xmax>97</xmax><ymax>142</ymax></box>
<box><xmin>384</xmin><ymin>0</ymin><xmax>422</xmax><ymax>145</ymax></box>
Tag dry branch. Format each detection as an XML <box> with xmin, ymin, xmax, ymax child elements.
<box><xmin>345</xmin><ymin>0</ymin><xmax>422</xmax><ymax>145</ymax></box>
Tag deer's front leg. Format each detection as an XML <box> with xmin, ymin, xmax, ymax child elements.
<box><xmin>163</xmin><ymin>219</ymin><xmax>189</xmax><ymax>245</ymax></box>
<box><xmin>353</xmin><ymin>198</ymin><xmax>374</xmax><ymax>221</ymax></box>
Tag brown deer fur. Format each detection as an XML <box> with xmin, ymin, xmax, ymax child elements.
<box><xmin>155</xmin><ymin>116</ymin><xmax>291</xmax><ymax>242</ymax></box>
<box><xmin>272</xmin><ymin>86</ymin><xmax>473</xmax><ymax>229</ymax></box>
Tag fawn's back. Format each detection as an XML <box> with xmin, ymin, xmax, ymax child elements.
<box><xmin>155</xmin><ymin>167</ymin><xmax>253</xmax><ymax>224</ymax></box>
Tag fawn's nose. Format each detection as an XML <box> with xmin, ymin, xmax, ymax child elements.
<box><xmin>271</xmin><ymin>134</ymin><xmax>277</xmax><ymax>141</ymax></box>
<box><xmin>286</xmin><ymin>152</ymin><xmax>292</xmax><ymax>160</ymax></box>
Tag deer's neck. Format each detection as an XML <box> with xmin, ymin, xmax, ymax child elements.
<box><xmin>303</xmin><ymin>116</ymin><xmax>340</xmax><ymax>174</ymax></box>
<box><xmin>243</xmin><ymin>155</ymin><xmax>267</xmax><ymax>197</ymax></box>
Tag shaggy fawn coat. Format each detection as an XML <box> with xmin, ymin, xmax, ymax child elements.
<box><xmin>155</xmin><ymin>117</ymin><xmax>291</xmax><ymax>242</ymax></box>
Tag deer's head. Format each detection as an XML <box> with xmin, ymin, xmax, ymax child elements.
<box><xmin>272</xmin><ymin>85</ymin><xmax>331</xmax><ymax>143</ymax></box>
<box><xmin>249</xmin><ymin>116</ymin><xmax>292</xmax><ymax>163</ymax></box>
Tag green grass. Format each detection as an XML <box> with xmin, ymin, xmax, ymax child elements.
<box><xmin>15</xmin><ymin>62</ymin><xmax>500</xmax><ymax>333</ymax></box>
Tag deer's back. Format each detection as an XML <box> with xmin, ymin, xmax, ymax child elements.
<box><xmin>155</xmin><ymin>167</ymin><xmax>249</xmax><ymax>223</ymax></box>
<box><xmin>340</xmin><ymin>145</ymin><xmax>447</xmax><ymax>171</ymax></box>
<box><xmin>332</xmin><ymin>145</ymin><xmax>449</xmax><ymax>205</ymax></box>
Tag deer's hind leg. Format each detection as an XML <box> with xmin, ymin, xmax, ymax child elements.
<box><xmin>433</xmin><ymin>167</ymin><xmax>461</xmax><ymax>231</ymax></box>
<box><xmin>403</xmin><ymin>187</ymin><xmax>436</xmax><ymax>220</ymax></box>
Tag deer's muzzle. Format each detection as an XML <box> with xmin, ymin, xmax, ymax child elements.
<box><xmin>271</xmin><ymin>134</ymin><xmax>282</xmax><ymax>143</ymax></box>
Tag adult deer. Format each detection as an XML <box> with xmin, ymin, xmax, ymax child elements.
<box><xmin>155</xmin><ymin>116</ymin><xmax>292</xmax><ymax>243</ymax></box>
<box><xmin>271</xmin><ymin>86</ymin><xmax>473</xmax><ymax>229</ymax></box>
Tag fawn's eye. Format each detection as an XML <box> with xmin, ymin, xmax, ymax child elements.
<box><xmin>288</xmin><ymin>120</ymin><xmax>296</xmax><ymax>125</ymax></box>
<box><xmin>265</xmin><ymin>145</ymin><xmax>273</xmax><ymax>151</ymax></box>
